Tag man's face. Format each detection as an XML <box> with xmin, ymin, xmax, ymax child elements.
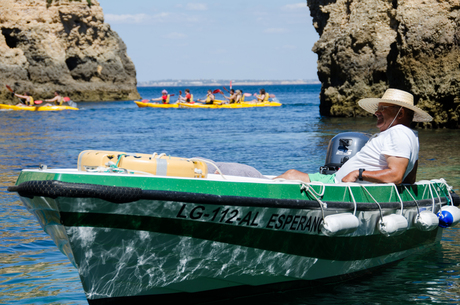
<box><xmin>375</xmin><ymin>103</ymin><xmax>400</xmax><ymax>131</ymax></box>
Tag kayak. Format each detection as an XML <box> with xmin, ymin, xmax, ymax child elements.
<box><xmin>178</xmin><ymin>100</ymin><xmax>282</xmax><ymax>109</ymax></box>
<box><xmin>0</xmin><ymin>104</ymin><xmax>78</xmax><ymax>111</ymax></box>
<box><xmin>134</xmin><ymin>101</ymin><xmax>179</xmax><ymax>108</ymax></box>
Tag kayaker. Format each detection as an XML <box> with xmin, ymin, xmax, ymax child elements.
<box><xmin>197</xmin><ymin>90</ymin><xmax>215</xmax><ymax>105</ymax></box>
<box><xmin>44</xmin><ymin>91</ymin><xmax>64</xmax><ymax>106</ymax></box>
<box><xmin>177</xmin><ymin>89</ymin><xmax>193</xmax><ymax>103</ymax></box>
<box><xmin>250</xmin><ymin>89</ymin><xmax>269</xmax><ymax>103</ymax></box>
<box><xmin>221</xmin><ymin>89</ymin><xmax>237</xmax><ymax>104</ymax></box>
<box><xmin>14</xmin><ymin>92</ymin><xmax>35</xmax><ymax>106</ymax></box>
<box><xmin>236</xmin><ymin>90</ymin><xmax>245</xmax><ymax>103</ymax></box>
<box><xmin>151</xmin><ymin>90</ymin><xmax>170</xmax><ymax>104</ymax></box>
<box><xmin>275</xmin><ymin>88</ymin><xmax>433</xmax><ymax>184</ymax></box>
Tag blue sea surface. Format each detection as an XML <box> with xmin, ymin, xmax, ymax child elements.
<box><xmin>1</xmin><ymin>84</ymin><xmax>460</xmax><ymax>304</ymax></box>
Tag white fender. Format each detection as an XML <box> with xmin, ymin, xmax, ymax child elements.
<box><xmin>321</xmin><ymin>213</ymin><xmax>359</xmax><ymax>236</ymax></box>
<box><xmin>414</xmin><ymin>211</ymin><xmax>439</xmax><ymax>231</ymax></box>
<box><xmin>438</xmin><ymin>206</ymin><xmax>460</xmax><ymax>228</ymax></box>
<box><xmin>378</xmin><ymin>214</ymin><xmax>408</xmax><ymax>237</ymax></box>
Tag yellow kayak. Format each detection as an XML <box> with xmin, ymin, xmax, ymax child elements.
<box><xmin>134</xmin><ymin>101</ymin><xmax>179</xmax><ymax>108</ymax></box>
<box><xmin>0</xmin><ymin>104</ymin><xmax>78</xmax><ymax>111</ymax></box>
<box><xmin>177</xmin><ymin>102</ymin><xmax>219</xmax><ymax>109</ymax></box>
<box><xmin>178</xmin><ymin>100</ymin><xmax>282</xmax><ymax>109</ymax></box>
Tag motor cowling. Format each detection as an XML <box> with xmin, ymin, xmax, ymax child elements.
<box><xmin>319</xmin><ymin>132</ymin><xmax>371</xmax><ymax>174</ymax></box>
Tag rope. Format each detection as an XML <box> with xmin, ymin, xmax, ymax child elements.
<box><xmin>151</xmin><ymin>152</ymin><xmax>166</xmax><ymax>159</ymax></box>
<box><xmin>431</xmin><ymin>178</ymin><xmax>453</xmax><ymax>206</ymax></box>
<box><xmin>430</xmin><ymin>181</ymin><xmax>442</xmax><ymax>208</ymax></box>
<box><xmin>392</xmin><ymin>183</ymin><xmax>404</xmax><ymax>216</ymax></box>
<box><xmin>301</xmin><ymin>184</ymin><xmax>327</xmax><ymax>220</ymax></box>
<box><xmin>188</xmin><ymin>157</ymin><xmax>226</xmax><ymax>180</ymax></box>
<box><xmin>360</xmin><ymin>185</ymin><xmax>384</xmax><ymax>224</ymax></box>
<box><xmin>404</xmin><ymin>185</ymin><xmax>421</xmax><ymax>214</ymax></box>
<box><xmin>347</xmin><ymin>186</ymin><xmax>357</xmax><ymax>216</ymax></box>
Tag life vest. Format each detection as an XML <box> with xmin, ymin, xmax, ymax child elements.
<box><xmin>55</xmin><ymin>96</ymin><xmax>64</xmax><ymax>106</ymax></box>
<box><xmin>264</xmin><ymin>92</ymin><xmax>270</xmax><ymax>101</ymax></box>
<box><xmin>162</xmin><ymin>94</ymin><xmax>170</xmax><ymax>104</ymax></box>
<box><xmin>27</xmin><ymin>97</ymin><xmax>35</xmax><ymax>106</ymax></box>
<box><xmin>205</xmin><ymin>94</ymin><xmax>214</xmax><ymax>104</ymax></box>
<box><xmin>258</xmin><ymin>93</ymin><xmax>269</xmax><ymax>102</ymax></box>
<box><xmin>185</xmin><ymin>94</ymin><xmax>194</xmax><ymax>103</ymax></box>
<box><xmin>239</xmin><ymin>95</ymin><xmax>245</xmax><ymax>103</ymax></box>
<box><xmin>229</xmin><ymin>93</ymin><xmax>237</xmax><ymax>103</ymax></box>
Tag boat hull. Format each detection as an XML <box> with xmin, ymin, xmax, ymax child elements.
<box><xmin>177</xmin><ymin>101</ymin><xmax>282</xmax><ymax>108</ymax></box>
<box><xmin>0</xmin><ymin>104</ymin><xmax>78</xmax><ymax>111</ymax></box>
<box><xmin>134</xmin><ymin>101</ymin><xmax>179</xmax><ymax>108</ymax></box>
<box><xmin>11</xmin><ymin>169</ymin><xmax>453</xmax><ymax>303</ymax></box>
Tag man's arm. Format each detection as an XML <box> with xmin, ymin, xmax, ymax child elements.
<box><xmin>341</xmin><ymin>155</ymin><xmax>409</xmax><ymax>184</ymax></box>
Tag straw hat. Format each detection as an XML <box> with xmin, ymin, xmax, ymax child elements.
<box><xmin>358</xmin><ymin>88</ymin><xmax>433</xmax><ymax>122</ymax></box>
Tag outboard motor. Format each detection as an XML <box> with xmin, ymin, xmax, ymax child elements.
<box><xmin>319</xmin><ymin>132</ymin><xmax>371</xmax><ymax>174</ymax></box>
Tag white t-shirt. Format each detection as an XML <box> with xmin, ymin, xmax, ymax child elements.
<box><xmin>334</xmin><ymin>124</ymin><xmax>419</xmax><ymax>183</ymax></box>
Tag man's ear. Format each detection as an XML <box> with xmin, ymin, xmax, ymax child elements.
<box><xmin>398</xmin><ymin>107</ymin><xmax>405</xmax><ymax>119</ymax></box>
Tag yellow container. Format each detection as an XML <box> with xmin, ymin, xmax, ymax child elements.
<box><xmin>77</xmin><ymin>150</ymin><xmax>207</xmax><ymax>178</ymax></box>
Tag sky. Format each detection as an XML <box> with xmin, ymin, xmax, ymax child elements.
<box><xmin>97</xmin><ymin>0</ymin><xmax>319</xmax><ymax>82</ymax></box>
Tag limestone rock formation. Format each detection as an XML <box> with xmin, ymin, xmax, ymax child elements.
<box><xmin>0</xmin><ymin>0</ymin><xmax>140</xmax><ymax>103</ymax></box>
<box><xmin>307</xmin><ymin>0</ymin><xmax>460</xmax><ymax>128</ymax></box>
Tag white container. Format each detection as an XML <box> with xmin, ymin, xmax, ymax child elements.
<box><xmin>378</xmin><ymin>214</ymin><xmax>408</xmax><ymax>237</ymax></box>
<box><xmin>321</xmin><ymin>213</ymin><xmax>359</xmax><ymax>236</ymax></box>
<box><xmin>414</xmin><ymin>211</ymin><xmax>439</xmax><ymax>231</ymax></box>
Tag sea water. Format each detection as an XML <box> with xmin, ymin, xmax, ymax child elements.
<box><xmin>1</xmin><ymin>84</ymin><xmax>460</xmax><ymax>304</ymax></box>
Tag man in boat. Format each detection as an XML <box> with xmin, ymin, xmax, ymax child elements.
<box><xmin>275</xmin><ymin>88</ymin><xmax>433</xmax><ymax>184</ymax></box>
<box><xmin>177</xmin><ymin>89</ymin><xmax>193</xmax><ymax>103</ymax></box>
<box><xmin>151</xmin><ymin>90</ymin><xmax>170</xmax><ymax>104</ymax></box>
<box><xmin>14</xmin><ymin>92</ymin><xmax>35</xmax><ymax>106</ymax></box>
<box><xmin>197</xmin><ymin>90</ymin><xmax>215</xmax><ymax>105</ymax></box>
<box><xmin>44</xmin><ymin>91</ymin><xmax>64</xmax><ymax>106</ymax></box>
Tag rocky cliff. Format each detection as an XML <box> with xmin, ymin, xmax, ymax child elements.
<box><xmin>307</xmin><ymin>0</ymin><xmax>460</xmax><ymax>128</ymax></box>
<box><xmin>0</xmin><ymin>0</ymin><xmax>140</xmax><ymax>103</ymax></box>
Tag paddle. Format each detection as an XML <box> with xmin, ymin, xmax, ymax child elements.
<box><xmin>251</xmin><ymin>93</ymin><xmax>277</xmax><ymax>98</ymax></box>
<box><xmin>6</xmin><ymin>85</ymin><xmax>30</xmax><ymax>105</ymax></box>
<box><xmin>244</xmin><ymin>93</ymin><xmax>252</xmax><ymax>97</ymax></box>
<box><xmin>212</xmin><ymin>89</ymin><xmax>221</xmax><ymax>94</ymax></box>
<box><xmin>63</xmin><ymin>96</ymin><xmax>78</xmax><ymax>108</ymax></box>
<box><xmin>34</xmin><ymin>100</ymin><xmax>43</xmax><ymax>104</ymax></box>
<box><xmin>222</xmin><ymin>87</ymin><xmax>229</xmax><ymax>93</ymax></box>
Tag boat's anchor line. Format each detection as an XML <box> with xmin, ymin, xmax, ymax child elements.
<box><xmin>8</xmin><ymin>180</ymin><xmax>451</xmax><ymax>210</ymax></box>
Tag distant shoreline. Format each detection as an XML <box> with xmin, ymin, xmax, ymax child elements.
<box><xmin>137</xmin><ymin>79</ymin><xmax>320</xmax><ymax>87</ymax></box>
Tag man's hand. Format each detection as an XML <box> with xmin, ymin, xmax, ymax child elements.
<box><xmin>342</xmin><ymin>170</ymin><xmax>359</xmax><ymax>182</ymax></box>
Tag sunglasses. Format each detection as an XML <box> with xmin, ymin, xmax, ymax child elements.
<box><xmin>376</xmin><ymin>105</ymin><xmax>397</xmax><ymax>112</ymax></box>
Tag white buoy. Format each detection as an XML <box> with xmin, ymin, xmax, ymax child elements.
<box><xmin>438</xmin><ymin>206</ymin><xmax>460</xmax><ymax>228</ymax></box>
<box><xmin>378</xmin><ymin>214</ymin><xmax>408</xmax><ymax>237</ymax></box>
<box><xmin>414</xmin><ymin>210</ymin><xmax>439</xmax><ymax>231</ymax></box>
<box><xmin>321</xmin><ymin>213</ymin><xmax>360</xmax><ymax>236</ymax></box>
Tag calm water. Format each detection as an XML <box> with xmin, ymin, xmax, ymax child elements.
<box><xmin>1</xmin><ymin>84</ymin><xmax>460</xmax><ymax>304</ymax></box>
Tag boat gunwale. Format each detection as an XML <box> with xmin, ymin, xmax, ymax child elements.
<box><xmin>9</xmin><ymin>179</ymin><xmax>449</xmax><ymax>211</ymax></box>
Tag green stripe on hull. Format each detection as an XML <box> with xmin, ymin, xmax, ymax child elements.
<box><xmin>60</xmin><ymin>211</ymin><xmax>440</xmax><ymax>261</ymax></box>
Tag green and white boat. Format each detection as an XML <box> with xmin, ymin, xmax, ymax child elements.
<box><xmin>8</xmin><ymin>147</ymin><xmax>460</xmax><ymax>304</ymax></box>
